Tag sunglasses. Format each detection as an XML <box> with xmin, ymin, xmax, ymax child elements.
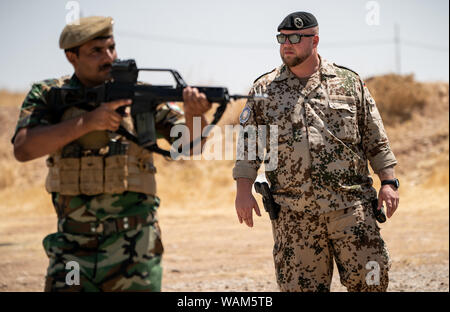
<box><xmin>276</xmin><ymin>33</ymin><xmax>315</xmax><ymax>44</ymax></box>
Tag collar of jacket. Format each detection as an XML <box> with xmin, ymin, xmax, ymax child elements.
<box><xmin>69</xmin><ymin>73</ymin><xmax>84</xmax><ymax>87</ymax></box>
<box><xmin>273</xmin><ymin>54</ymin><xmax>337</xmax><ymax>82</ymax></box>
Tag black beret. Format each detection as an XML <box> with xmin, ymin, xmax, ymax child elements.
<box><xmin>277</xmin><ymin>12</ymin><xmax>318</xmax><ymax>31</ymax></box>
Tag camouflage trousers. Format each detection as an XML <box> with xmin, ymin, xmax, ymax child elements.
<box><xmin>43</xmin><ymin>192</ymin><xmax>164</xmax><ymax>292</ymax></box>
<box><xmin>271</xmin><ymin>202</ymin><xmax>391</xmax><ymax>292</ymax></box>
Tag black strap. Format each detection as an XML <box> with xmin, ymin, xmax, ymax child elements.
<box><xmin>114</xmin><ymin>126</ymin><xmax>172</xmax><ymax>158</ymax></box>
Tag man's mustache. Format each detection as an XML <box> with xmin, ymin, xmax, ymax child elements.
<box><xmin>99</xmin><ymin>63</ymin><xmax>112</xmax><ymax>71</ymax></box>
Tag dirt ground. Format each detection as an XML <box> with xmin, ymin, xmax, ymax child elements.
<box><xmin>0</xmin><ymin>179</ymin><xmax>448</xmax><ymax>292</ymax></box>
<box><xmin>0</xmin><ymin>80</ymin><xmax>448</xmax><ymax>292</ymax></box>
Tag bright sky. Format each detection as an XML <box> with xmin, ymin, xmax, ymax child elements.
<box><xmin>0</xmin><ymin>0</ymin><xmax>448</xmax><ymax>94</ymax></box>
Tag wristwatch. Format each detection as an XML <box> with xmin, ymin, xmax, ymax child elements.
<box><xmin>381</xmin><ymin>178</ymin><xmax>400</xmax><ymax>190</ymax></box>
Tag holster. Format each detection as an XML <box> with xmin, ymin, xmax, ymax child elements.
<box><xmin>371</xmin><ymin>198</ymin><xmax>387</xmax><ymax>223</ymax></box>
<box><xmin>254</xmin><ymin>182</ymin><xmax>281</xmax><ymax>220</ymax></box>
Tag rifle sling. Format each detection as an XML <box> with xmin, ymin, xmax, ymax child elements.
<box><xmin>114</xmin><ymin>126</ymin><xmax>172</xmax><ymax>158</ymax></box>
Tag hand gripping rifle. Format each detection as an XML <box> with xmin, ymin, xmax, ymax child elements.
<box><xmin>48</xmin><ymin>59</ymin><xmax>267</xmax><ymax>157</ymax></box>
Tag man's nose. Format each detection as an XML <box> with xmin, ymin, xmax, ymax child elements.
<box><xmin>282</xmin><ymin>39</ymin><xmax>293</xmax><ymax>46</ymax></box>
<box><xmin>105</xmin><ymin>49</ymin><xmax>115</xmax><ymax>61</ymax></box>
<box><xmin>103</xmin><ymin>49</ymin><xmax>116</xmax><ymax>62</ymax></box>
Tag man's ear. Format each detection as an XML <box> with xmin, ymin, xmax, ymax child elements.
<box><xmin>65</xmin><ymin>51</ymin><xmax>77</xmax><ymax>67</ymax></box>
<box><xmin>313</xmin><ymin>35</ymin><xmax>319</xmax><ymax>48</ymax></box>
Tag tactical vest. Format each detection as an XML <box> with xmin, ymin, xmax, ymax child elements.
<box><xmin>45</xmin><ymin>102</ymin><xmax>157</xmax><ymax>196</ymax></box>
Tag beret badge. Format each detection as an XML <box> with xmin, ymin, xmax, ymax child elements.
<box><xmin>294</xmin><ymin>17</ymin><xmax>304</xmax><ymax>29</ymax></box>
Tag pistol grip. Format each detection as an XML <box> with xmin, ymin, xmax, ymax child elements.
<box><xmin>116</xmin><ymin>106</ymin><xmax>126</xmax><ymax>117</ymax></box>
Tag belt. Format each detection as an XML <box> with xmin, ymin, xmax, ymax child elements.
<box><xmin>60</xmin><ymin>214</ymin><xmax>154</xmax><ymax>236</ymax></box>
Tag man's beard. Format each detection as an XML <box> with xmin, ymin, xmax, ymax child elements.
<box><xmin>281</xmin><ymin>51</ymin><xmax>311</xmax><ymax>68</ymax></box>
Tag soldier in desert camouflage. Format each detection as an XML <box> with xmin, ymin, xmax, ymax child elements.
<box><xmin>233</xmin><ymin>12</ymin><xmax>400</xmax><ymax>292</ymax></box>
<box><xmin>12</xmin><ymin>16</ymin><xmax>211</xmax><ymax>291</ymax></box>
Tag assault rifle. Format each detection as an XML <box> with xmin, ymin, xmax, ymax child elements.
<box><xmin>48</xmin><ymin>59</ymin><xmax>267</xmax><ymax>157</ymax></box>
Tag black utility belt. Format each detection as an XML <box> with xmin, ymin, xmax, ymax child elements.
<box><xmin>60</xmin><ymin>214</ymin><xmax>155</xmax><ymax>236</ymax></box>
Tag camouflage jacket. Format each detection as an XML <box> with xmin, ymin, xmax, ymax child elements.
<box><xmin>233</xmin><ymin>56</ymin><xmax>397</xmax><ymax>215</ymax></box>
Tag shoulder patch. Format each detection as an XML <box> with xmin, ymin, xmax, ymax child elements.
<box><xmin>239</xmin><ymin>105</ymin><xmax>252</xmax><ymax>124</ymax></box>
<box><xmin>333</xmin><ymin>63</ymin><xmax>360</xmax><ymax>77</ymax></box>
<box><xmin>253</xmin><ymin>68</ymin><xmax>276</xmax><ymax>84</ymax></box>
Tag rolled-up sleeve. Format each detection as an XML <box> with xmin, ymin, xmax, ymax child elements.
<box><xmin>359</xmin><ymin>81</ymin><xmax>397</xmax><ymax>173</ymax></box>
<box><xmin>11</xmin><ymin>82</ymin><xmax>53</xmax><ymax>144</ymax></box>
<box><xmin>232</xmin><ymin>88</ymin><xmax>264</xmax><ymax>182</ymax></box>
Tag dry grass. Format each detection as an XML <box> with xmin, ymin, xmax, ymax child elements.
<box><xmin>365</xmin><ymin>74</ymin><xmax>434</xmax><ymax>126</ymax></box>
<box><xmin>365</xmin><ymin>74</ymin><xmax>449</xmax><ymax>130</ymax></box>
<box><xmin>0</xmin><ymin>90</ymin><xmax>25</xmax><ymax>107</ymax></box>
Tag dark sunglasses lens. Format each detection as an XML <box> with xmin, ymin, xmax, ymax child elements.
<box><xmin>276</xmin><ymin>34</ymin><xmax>286</xmax><ymax>44</ymax></box>
<box><xmin>288</xmin><ymin>34</ymin><xmax>301</xmax><ymax>44</ymax></box>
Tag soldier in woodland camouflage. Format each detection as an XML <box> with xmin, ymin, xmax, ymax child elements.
<box><xmin>12</xmin><ymin>16</ymin><xmax>211</xmax><ymax>291</ymax></box>
<box><xmin>233</xmin><ymin>12</ymin><xmax>399</xmax><ymax>292</ymax></box>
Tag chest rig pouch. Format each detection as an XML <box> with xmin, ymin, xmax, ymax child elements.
<box><xmin>46</xmin><ymin>138</ymin><xmax>157</xmax><ymax>196</ymax></box>
<box><xmin>45</xmin><ymin>104</ymin><xmax>157</xmax><ymax>196</ymax></box>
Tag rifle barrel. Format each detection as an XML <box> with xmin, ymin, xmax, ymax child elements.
<box><xmin>230</xmin><ymin>94</ymin><xmax>268</xmax><ymax>100</ymax></box>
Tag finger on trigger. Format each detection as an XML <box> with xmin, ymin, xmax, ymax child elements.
<box><xmin>109</xmin><ymin>121</ymin><xmax>120</xmax><ymax>131</ymax></box>
<box><xmin>109</xmin><ymin>116</ymin><xmax>121</xmax><ymax>128</ymax></box>
<box><xmin>110</xmin><ymin>111</ymin><xmax>122</xmax><ymax>122</ymax></box>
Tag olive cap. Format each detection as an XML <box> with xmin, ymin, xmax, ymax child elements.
<box><xmin>59</xmin><ymin>16</ymin><xmax>114</xmax><ymax>50</ymax></box>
